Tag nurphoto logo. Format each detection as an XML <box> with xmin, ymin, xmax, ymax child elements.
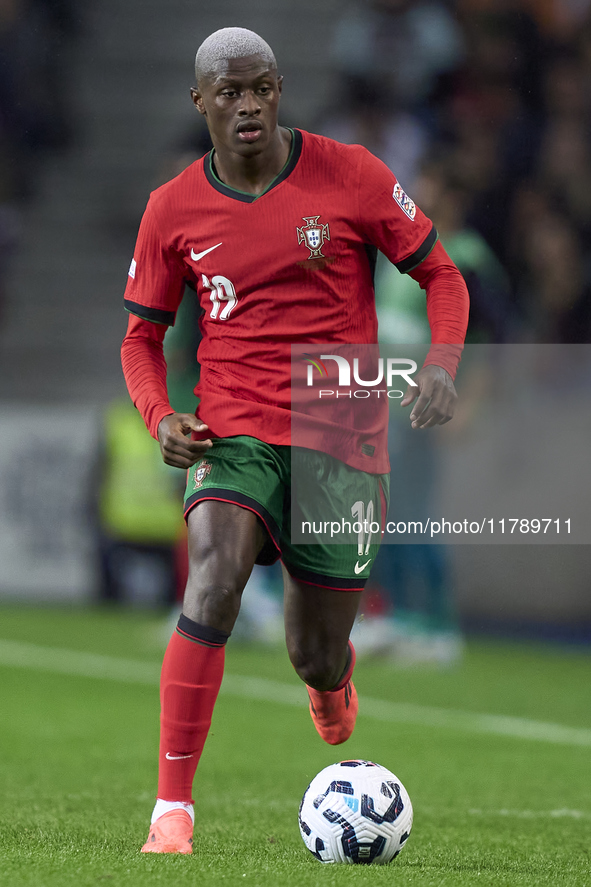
<box><xmin>303</xmin><ymin>353</ymin><xmax>418</xmax><ymax>399</ymax></box>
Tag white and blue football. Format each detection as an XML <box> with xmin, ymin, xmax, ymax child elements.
<box><xmin>298</xmin><ymin>760</ymin><xmax>413</xmax><ymax>865</ymax></box>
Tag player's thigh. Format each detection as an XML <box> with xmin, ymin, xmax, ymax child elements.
<box><xmin>282</xmin><ymin>565</ymin><xmax>361</xmax><ymax>689</ymax></box>
<box><xmin>184</xmin><ymin>435</ymin><xmax>287</xmax><ymax>565</ymax></box>
<box><xmin>184</xmin><ymin>500</ymin><xmax>267</xmax><ymax>630</ymax></box>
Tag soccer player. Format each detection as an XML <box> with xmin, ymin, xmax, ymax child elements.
<box><xmin>121</xmin><ymin>27</ymin><xmax>469</xmax><ymax>854</ymax></box>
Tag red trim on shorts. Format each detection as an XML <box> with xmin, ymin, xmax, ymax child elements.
<box><xmin>282</xmin><ymin>561</ymin><xmax>365</xmax><ymax>592</ymax></box>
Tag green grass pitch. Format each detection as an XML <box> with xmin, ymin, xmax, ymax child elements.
<box><xmin>0</xmin><ymin>605</ymin><xmax>589</xmax><ymax>886</ymax></box>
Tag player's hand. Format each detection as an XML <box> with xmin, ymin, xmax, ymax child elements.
<box><xmin>157</xmin><ymin>413</ymin><xmax>212</xmax><ymax>468</ymax></box>
<box><xmin>400</xmin><ymin>365</ymin><xmax>457</xmax><ymax>429</ymax></box>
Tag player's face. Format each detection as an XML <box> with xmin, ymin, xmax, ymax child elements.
<box><xmin>191</xmin><ymin>55</ymin><xmax>283</xmax><ymax>158</ymax></box>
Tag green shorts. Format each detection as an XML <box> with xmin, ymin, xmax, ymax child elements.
<box><xmin>184</xmin><ymin>436</ymin><xmax>389</xmax><ymax>591</ymax></box>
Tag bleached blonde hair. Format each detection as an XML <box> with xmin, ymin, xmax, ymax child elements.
<box><xmin>195</xmin><ymin>27</ymin><xmax>277</xmax><ymax>85</ymax></box>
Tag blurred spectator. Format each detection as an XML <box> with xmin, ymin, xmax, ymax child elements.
<box><xmin>535</xmin><ymin>51</ymin><xmax>591</xmax><ymax>240</ymax></box>
<box><xmin>428</xmin><ymin>4</ymin><xmax>591</xmax><ymax>346</ymax></box>
<box><xmin>353</xmin><ymin>160</ymin><xmax>512</xmax><ymax>664</ymax></box>
<box><xmin>352</xmin><ymin>428</ymin><xmax>464</xmax><ymax>667</ymax></box>
<box><xmin>98</xmin><ymin>285</ymin><xmax>204</xmax><ymax>608</ymax></box>
<box><xmin>152</xmin><ymin>119</ymin><xmax>212</xmax><ymax>189</ymax></box>
<box><xmin>162</xmin><ymin>287</ymin><xmax>202</xmax><ymax>416</ymax></box>
<box><xmin>513</xmin><ymin>202</ymin><xmax>591</xmax><ymax>342</ymax></box>
<box><xmin>97</xmin><ymin>399</ymin><xmax>184</xmax><ymax>607</ymax></box>
<box><xmin>378</xmin><ymin>161</ymin><xmax>514</xmax><ymax>343</ymax></box>
<box><xmin>318</xmin><ymin>75</ymin><xmax>429</xmax><ymax>188</ymax></box>
<box><xmin>330</xmin><ymin>0</ymin><xmax>465</xmax><ymax>113</ymax></box>
<box><xmin>543</xmin><ymin>50</ymin><xmax>589</xmax><ymax>122</ymax></box>
<box><xmin>522</xmin><ymin>0</ymin><xmax>591</xmax><ymax>44</ymax></box>
<box><xmin>537</xmin><ymin>118</ymin><xmax>591</xmax><ymax>238</ymax></box>
<box><xmin>441</xmin><ymin>6</ymin><xmax>546</xmax><ymax>261</ymax></box>
<box><xmin>455</xmin><ymin>2</ymin><xmax>545</xmax><ymax>116</ymax></box>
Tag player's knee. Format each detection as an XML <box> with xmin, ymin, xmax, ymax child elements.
<box><xmin>289</xmin><ymin>647</ymin><xmax>342</xmax><ymax>691</ymax></box>
<box><xmin>183</xmin><ymin>580</ymin><xmax>243</xmax><ymax>630</ymax></box>
<box><xmin>185</xmin><ymin>537</ymin><xmax>249</xmax><ymax>617</ymax></box>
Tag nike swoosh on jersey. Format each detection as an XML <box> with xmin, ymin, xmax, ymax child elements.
<box><xmin>190</xmin><ymin>242</ymin><xmax>223</xmax><ymax>262</ymax></box>
<box><xmin>165</xmin><ymin>752</ymin><xmax>194</xmax><ymax>760</ymax></box>
<box><xmin>354</xmin><ymin>559</ymin><xmax>371</xmax><ymax>574</ymax></box>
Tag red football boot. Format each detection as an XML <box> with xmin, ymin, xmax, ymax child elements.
<box><xmin>141</xmin><ymin>809</ymin><xmax>193</xmax><ymax>854</ymax></box>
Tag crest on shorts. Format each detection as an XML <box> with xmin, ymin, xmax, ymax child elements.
<box><xmin>392</xmin><ymin>183</ymin><xmax>416</xmax><ymax>220</ymax></box>
<box><xmin>297</xmin><ymin>216</ymin><xmax>330</xmax><ymax>259</ymax></box>
<box><xmin>193</xmin><ymin>459</ymin><xmax>212</xmax><ymax>489</ymax></box>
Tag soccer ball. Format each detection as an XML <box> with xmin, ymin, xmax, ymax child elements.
<box><xmin>298</xmin><ymin>760</ymin><xmax>413</xmax><ymax>865</ymax></box>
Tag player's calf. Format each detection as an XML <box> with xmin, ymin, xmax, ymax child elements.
<box><xmin>306</xmin><ymin>641</ymin><xmax>358</xmax><ymax>745</ymax></box>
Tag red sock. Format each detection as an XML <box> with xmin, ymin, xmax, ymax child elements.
<box><xmin>157</xmin><ymin>616</ymin><xmax>228</xmax><ymax>803</ymax></box>
<box><xmin>331</xmin><ymin>640</ymin><xmax>356</xmax><ymax>691</ymax></box>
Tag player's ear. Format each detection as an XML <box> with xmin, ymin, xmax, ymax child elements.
<box><xmin>190</xmin><ymin>87</ymin><xmax>206</xmax><ymax>116</ymax></box>
<box><xmin>277</xmin><ymin>75</ymin><xmax>283</xmax><ymax>95</ymax></box>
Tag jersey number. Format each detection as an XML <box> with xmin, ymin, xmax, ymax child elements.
<box><xmin>202</xmin><ymin>274</ymin><xmax>238</xmax><ymax>320</ymax></box>
<box><xmin>351</xmin><ymin>499</ymin><xmax>375</xmax><ymax>556</ymax></box>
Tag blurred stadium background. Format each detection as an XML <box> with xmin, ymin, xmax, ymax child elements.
<box><xmin>0</xmin><ymin>0</ymin><xmax>590</xmax><ymax>649</ymax></box>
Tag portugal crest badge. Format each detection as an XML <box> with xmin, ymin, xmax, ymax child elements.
<box><xmin>297</xmin><ymin>216</ymin><xmax>330</xmax><ymax>259</ymax></box>
<box><xmin>193</xmin><ymin>459</ymin><xmax>212</xmax><ymax>489</ymax></box>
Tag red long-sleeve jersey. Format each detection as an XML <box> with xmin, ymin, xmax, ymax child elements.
<box><xmin>122</xmin><ymin>128</ymin><xmax>469</xmax><ymax>473</ymax></box>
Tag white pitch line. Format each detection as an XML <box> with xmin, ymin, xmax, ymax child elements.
<box><xmin>0</xmin><ymin>638</ymin><xmax>161</xmax><ymax>684</ymax></box>
<box><xmin>467</xmin><ymin>808</ymin><xmax>589</xmax><ymax>820</ymax></box>
<box><xmin>1</xmin><ymin>639</ymin><xmax>591</xmax><ymax>748</ymax></box>
<box><xmin>359</xmin><ymin>695</ymin><xmax>591</xmax><ymax>747</ymax></box>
